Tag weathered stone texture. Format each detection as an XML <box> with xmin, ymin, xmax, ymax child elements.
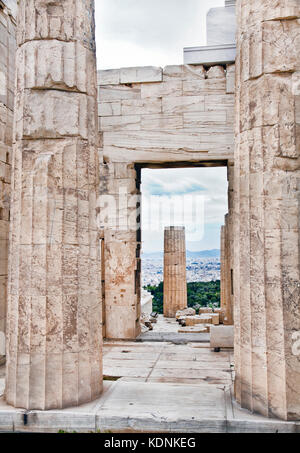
<box><xmin>5</xmin><ymin>0</ymin><xmax>102</xmax><ymax>410</ymax></box>
<box><xmin>97</xmin><ymin>64</ymin><xmax>235</xmax><ymax>163</ymax></box>
<box><xmin>163</xmin><ymin>227</ymin><xmax>187</xmax><ymax>318</ymax></box>
<box><xmin>220</xmin><ymin>215</ymin><xmax>234</xmax><ymax>326</ymax></box>
<box><xmin>0</xmin><ymin>1</ymin><xmax>16</xmax><ymax>362</ymax></box>
<box><xmin>97</xmin><ymin>64</ymin><xmax>235</xmax><ymax>340</ymax></box>
<box><xmin>99</xmin><ymin>162</ymin><xmax>141</xmax><ymax>340</ymax></box>
<box><xmin>235</xmin><ymin>0</ymin><xmax>300</xmax><ymax>420</ymax></box>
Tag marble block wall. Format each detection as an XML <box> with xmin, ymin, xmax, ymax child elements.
<box><xmin>5</xmin><ymin>0</ymin><xmax>103</xmax><ymax>410</ymax></box>
<box><xmin>97</xmin><ymin>64</ymin><xmax>235</xmax><ymax>339</ymax></box>
<box><xmin>0</xmin><ymin>1</ymin><xmax>16</xmax><ymax>362</ymax></box>
<box><xmin>98</xmin><ymin>64</ymin><xmax>235</xmax><ymax>164</ymax></box>
<box><xmin>234</xmin><ymin>0</ymin><xmax>300</xmax><ymax>420</ymax></box>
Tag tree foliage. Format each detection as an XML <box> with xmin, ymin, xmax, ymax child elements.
<box><xmin>144</xmin><ymin>280</ymin><xmax>220</xmax><ymax>314</ymax></box>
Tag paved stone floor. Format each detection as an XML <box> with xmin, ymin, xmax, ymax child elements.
<box><xmin>103</xmin><ymin>341</ymin><xmax>234</xmax><ymax>385</ymax></box>
<box><xmin>0</xmin><ymin>326</ymin><xmax>299</xmax><ymax>432</ymax></box>
<box><xmin>137</xmin><ymin>315</ymin><xmax>210</xmax><ymax>343</ymax></box>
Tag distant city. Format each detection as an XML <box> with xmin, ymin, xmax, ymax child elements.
<box><xmin>142</xmin><ymin>250</ymin><xmax>220</xmax><ymax>287</ymax></box>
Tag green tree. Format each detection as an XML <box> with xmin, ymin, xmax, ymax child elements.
<box><xmin>144</xmin><ymin>280</ymin><xmax>220</xmax><ymax>314</ymax></box>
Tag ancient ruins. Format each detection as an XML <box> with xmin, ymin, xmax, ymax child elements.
<box><xmin>0</xmin><ymin>0</ymin><xmax>299</xmax><ymax>430</ymax></box>
<box><xmin>163</xmin><ymin>227</ymin><xmax>187</xmax><ymax>318</ymax></box>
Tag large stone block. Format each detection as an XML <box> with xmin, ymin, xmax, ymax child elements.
<box><xmin>183</xmin><ymin>78</ymin><xmax>226</xmax><ymax>96</ymax></box>
<box><xmin>15</xmin><ymin>90</ymin><xmax>97</xmax><ymax>141</ymax></box>
<box><xmin>120</xmin><ymin>66</ymin><xmax>162</xmax><ymax>84</ymax></box>
<box><xmin>17</xmin><ymin>0</ymin><xmax>96</xmax><ymax>50</ymax></box>
<box><xmin>162</xmin><ymin>96</ymin><xmax>205</xmax><ymax>114</ymax></box>
<box><xmin>100</xmin><ymin>115</ymin><xmax>141</xmax><ymax>132</ymax></box>
<box><xmin>99</xmin><ymin>84</ymin><xmax>141</xmax><ymax>102</ymax></box>
<box><xmin>121</xmin><ymin>98</ymin><xmax>162</xmax><ymax>116</ymax></box>
<box><xmin>97</xmin><ymin>69</ymin><xmax>120</xmax><ymax>86</ymax></box>
<box><xmin>163</xmin><ymin>64</ymin><xmax>206</xmax><ymax>81</ymax></box>
<box><xmin>16</xmin><ymin>40</ymin><xmax>97</xmax><ymax>95</ymax></box>
<box><xmin>210</xmin><ymin>326</ymin><xmax>234</xmax><ymax>349</ymax></box>
<box><xmin>98</xmin><ymin>101</ymin><xmax>121</xmax><ymax>117</ymax></box>
<box><xmin>263</xmin><ymin>20</ymin><xmax>300</xmax><ymax>74</ymax></box>
<box><xmin>141</xmin><ymin>81</ymin><xmax>182</xmax><ymax>99</ymax></box>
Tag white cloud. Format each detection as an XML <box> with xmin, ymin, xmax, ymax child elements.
<box><xmin>95</xmin><ymin>0</ymin><xmax>225</xmax><ymax>69</ymax></box>
<box><xmin>94</xmin><ymin>1</ymin><xmax>229</xmax><ymax>252</ymax></box>
<box><xmin>141</xmin><ymin>167</ymin><xmax>228</xmax><ymax>252</ymax></box>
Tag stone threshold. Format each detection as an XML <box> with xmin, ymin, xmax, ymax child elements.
<box><xmin>0</xmin><ymin>381</ymin><xmax>299</xmax><ymax>433</ymax></box>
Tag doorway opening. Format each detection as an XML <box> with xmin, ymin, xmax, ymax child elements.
<box><xmin>139</xmin><ymin>164</ymin><xmax>229</xmax><ymax>337</ymax></box>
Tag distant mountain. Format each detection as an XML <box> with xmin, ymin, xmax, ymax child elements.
<box><xmin>187</xmin><ymin>249</ymin><xmax>220</xmax><ymax>258</ymax></box>
<box><xmin>142</xmin><ymin>249</ymin><xmax>220</xmax><ymax>259</ymax></box>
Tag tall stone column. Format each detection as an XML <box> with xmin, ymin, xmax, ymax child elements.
<box><xmin>5</xmin><ymin>0</ymin><xmax>102</xmax><ymax>410</ymax></box>
<box><xmin>220</xmin><ymin>214</ymin><xmax>234</xmax><ymax>325</ymax></box>
<box><xmin>163</xmin><ymin>227</ymin><xmax>187</xmax><ymax>318</ymax></box>
<box><xmin>234</xmin><ymin>0</ymin><xmax>300</xmax><ymax>420</ymax></box>
<box><xmin>0</xmin><ymin>1</ymin><xmax>16</xmax><ymax>364</ymax></box>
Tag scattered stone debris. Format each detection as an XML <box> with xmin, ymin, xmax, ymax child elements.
<box><xmin>150</xmin><ymin>312</ymin><xmax>158</xmax><ymax>323</ymax></box>
<box><xmin>140</xmin><ymin>312</ymin><xmax>154</xmax><ymax>332</ymax></box>
<box><xmin>176</xmin><ymin>308</ymin><xmax>196</xmax><ymax>319</ymax></box>
<box><xmin>178</xmin><ymin>325</ymin><xmax>208</xmax><ymax>334</ymax></box>
<box><xmin>176</xmin><ymin>307</ymin><xmax>227</xmax><ymax>334</ymax></box>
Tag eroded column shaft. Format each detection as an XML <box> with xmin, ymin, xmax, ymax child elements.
<box><xmin>163</xmin><ymin>227</ymin><xmax>187</xmax><ymax>318</ymax></box>
<box><xmin>234</xmin><ymin>0</ymin><xmax>300</xmax><ymax>420</ymax></box>
<box><xmin>5</xmin><ymin>0</ymin><xmax>102</xmax><ymax>410</ymax></box>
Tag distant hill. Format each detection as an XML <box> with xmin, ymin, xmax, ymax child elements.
<box><xmin>142</xmin><ymin>249</ymin><xmax>220</xmax><ymax>259</ymax></box>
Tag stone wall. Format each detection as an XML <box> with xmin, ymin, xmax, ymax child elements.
<box><xmin>98</xmin><ymin>64</ymin><xmax>235</xmax><ymax>164</ymax></box>
<box><xmin>234</xmin><ymin>0</ymin><xmax>300</xmax><ymax>420</ymax></box>
<box><xmin>98</xmin><ymin>64</ymin><xmax>235</xmax><ymax>339</ymax></box>
<box><xmin>0</xmin><ymin>1</ymin><xmax>16</xmax><ymax>362</ymax></box>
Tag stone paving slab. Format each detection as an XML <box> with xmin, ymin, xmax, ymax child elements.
<box><xmin>147</xmin><ymin>377</ymin><xmax>232</xmax><ymax>386</ymax></box>
<box><xmin>0</xmin><ymin>380</ymin><xmax>299</xmax><ymax>433</ymax></box>
<box><xmin>103</xmin><ymin>342</ymin><xmax>233</xmax><ymax>385</ymax></box>
<box><xmin>155</xmin><ymin>359</ymin><xmax>231</xmax><ymax>370</ymax></box>
<box><xmin>137</xmin><ymin>332</ymin><xmax>210</xmax><ymax>343</ymax></box>
<box><xmin>149</xmin><ymin>367</ymin><xmax>232</xmax><ymax>381</ymax></box>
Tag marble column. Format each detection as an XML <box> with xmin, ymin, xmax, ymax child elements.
<box><xmin>163</xmin><ymin>227</ymin><xmax>187</xmax><ymax>318</ymax></box>
<box><xmin>0</xmin><ymin>1</ymin><xmax>16</xmax><ymax>364</ymax></box>
<box><xmin>5</xmin><ymin>0</ymin><xmax>102</xmax><ymax>410</ymax></box>
<box><xmin>220</xmin><ymin>215</ymin><xmax>234</xmax><ymax>325</ymax></box>
<box><xmin>234</xmin><ymin>0</ymin><xmax>300</xmax><ymax>420</ymax></box>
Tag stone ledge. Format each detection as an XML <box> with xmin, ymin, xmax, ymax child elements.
<box><xmin>184</xmin><ymin>44</ymin><xmax>236</xmax><ymax>66</ymax></box>
<box><xmin>97</xmin><ymin>66</ymin><xmax>163</xmax><ymax>86</ymax></box>
<box><xmin>0</xmin><ymin>381</ymin><xmax>299</xmax><ymax>433</ymax></box>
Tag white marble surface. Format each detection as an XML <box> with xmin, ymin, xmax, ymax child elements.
<box><xmin>207</xmin><ymin>2</ymin><xmax>236</xmax><ymax>46</ymax></box>
<box><xmin>184</xmin><ymin>44</ymin><xmax>236</xmax><ymax>66</ymax></box>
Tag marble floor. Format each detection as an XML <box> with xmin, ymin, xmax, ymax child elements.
<box><xmin>0</xmin><ymin>329</ymin><xmax>299</xmax><ymax>432</ymax></box>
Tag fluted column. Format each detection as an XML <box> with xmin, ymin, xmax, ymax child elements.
<box><xmin>220</xmin><ymin>214</ymin><xmax>234</xmax><ymax>326</ymax></box>
<box><xmin>163</xmin><ymin>227</ymin><xmax>187</xmax><ymax>318</ymax></box>
<box><xmin>235</xmin><ymin>0</ymin><xmax>300</xmax><ymax>420</ymax></box>
<box><xmin>5</xmin><ymin>0</ymin><xmax>102</xmax><ymax>410</ymax></box>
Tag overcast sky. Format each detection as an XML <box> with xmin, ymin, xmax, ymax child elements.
<box><xmin>141</xmin><ymin>168</ymin><xmax>228</xmax><ymax>253</ymax></box>
<box><xmin>95</xmin><ymin>0</ymin><xmax>224</xmax><ymax>69</ymax></box>
<box><xmin>95</xmin><ymin>1</ymin><xmax>228</xmax><ymax>253</ymax></box>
